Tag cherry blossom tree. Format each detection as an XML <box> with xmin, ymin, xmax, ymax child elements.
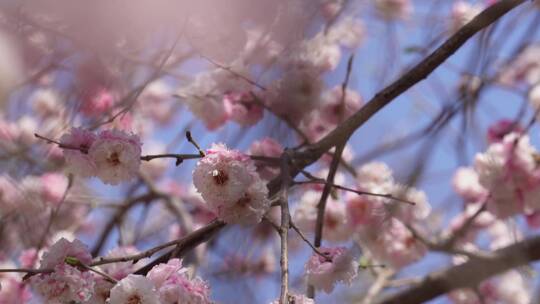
<box><xmin>0</xmin><ymin>0</ymin><xmax>539</xmax><ymax>303</ymax></box>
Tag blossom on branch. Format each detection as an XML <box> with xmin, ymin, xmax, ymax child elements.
<box><xmin>108</xmin><ymin>274</ymin><xmax>160</xmax><ymax>304</ymax></box>
<box><xmin>193</xmin><ymin>143</ymin><xmax>270</xmax><ymax>224</ymax></box>
<box><xmin>30</xmin><ymin>238</ymin><xmax>96</xmax><ymax>303</ymax></box>
<box><xmin>147</xmin><ymin>258</ymin><xmax>212</xmax><ymax>304</ymax></box>
<box><xmin>305</xmin><ymin>246</ymin><xmax>358</xmax><ymax>293</ymax></box>
<box><xmin>60</xmin><ymin>128</ymin><xmax>97</xmax><ymax>177</ymax></box>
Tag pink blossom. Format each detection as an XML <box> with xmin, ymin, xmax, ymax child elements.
<box><xmin>100</xmin><ymin>246</ymin><xmax>147</xmax><ymax>281</ymax></box>
<box><xmin>215</xmin><ymin>178</ymin><xmax>270</xmax><ymax>225</ymax></box>
<box><xmin>452</xmin><ymin>167</ymin><xmax>488</xmax><ymax>202</ymax></box>
<box><xmin>318</xmin><ymin>86</ymin><xmax>363</xmax><ymax>125</ymax></box>
<box><xmin>83</xmin><ymin>278</ymin><xmax>113</xmax><ymax>304</ymax></box>
<box><xmin>286</xmin><ymin>36</ymin><xmax>342</xmax><ymax>72</ymax></box>
<box><xmin>474</xmin><ymin>133</ymin><xmax>538</xmax><ymax>218</ymax></box>
<box><xmin>178</xmin><ymin>65</ymin><xmax>251</xmax><ymax>130</ymax></box>
<box><xmin>265</xmin><ymin>66</ymin><xmax>323</xmax><ymax>122</ymax></box>
<box><xmin>60</xmin><ymin>128</ymin><xmax>98</xmax><ymax>177</ymax></box>
<box><xmin>223</xmin><ymin>92</ymin><xmax>264</xmax><ymax>126</ymax></box>
<box><xmin>499</xmin><ymin>45</ymin><xmax>540</xmax><ymax>86</ymax></box>
<box><xmin>31</xmin><ymin>264</ymin><xmax>96</xmax><ymax>303</ymax></box>
<box><xmin>488</xmin><ymin>220</ymin><xmax>523</xmax><ymax>250</ymax></box>
<box><xmin>108</xmin><ymin>274</ymin><xmax>160</xmax><ymax>304</ymax></box>
<box><xmin>526</xmin><ymin>210</ymin><xmax>540</xmax><ymax>228</ymax></box>
<box><xmin>249</xmin><ymin>137</ymin><xmax>283</xmax><ymax>180</ymax></box>
<box><xmin>326</xmin><ymin>17</ymin><xmax>365</xmax><ymax>49</ymax></box>
<box><xmin>319</xmin><ymin>145</ymin><xmax>355</xmax><ymax>165</ymax></box>
<box><xmin>41</xmin><ymin>173</ymin><xmax>69</xmax><ymax>206</ymax></box>
<box><xmin>449</xmin><ymin>270</ymin><xmax>530</xmax><ymax>304</ymax></box>
<box><xmin>16</xmin><ymin>115</ymin><xmax>38</xmax><ymax>145</ymax></box>
<box><xmin>305</xmin><ymin>246</ymin><xmax>358</xmax><ymax>293</ymax></box>
<box><xmin>0</xmin><ymin>277</ymin><xmax>31</xmax><ymax>303</ymax></box>
<box><xmin>448</xmin><ymin>203</ymin><xmax>495</xmax><ymax>244</ymax></box>
<box><xmin>346</xmin><ymin>193</ymin><xmax>387</xmax><ymax>231</ymax></box>
<box><xmin>19</xmin><ymin>248</ymin><xmax>38</xmax><ymax>268</ymax></box>
<box><xmin>193</xmin><ymin>143</ymin><xmax>255</xmax><ymax>206</ymax></box>
<box><xmin>88</xmin><ymin>129</ymin><xmax>142</xmax><ymax>185</ymax></box>
<box><xmin>301</xmin><ymin>111</ymin><xmax>334</xmax><ymax>143</ymax></box>
<box><xmin>345</xmin><ymin>162</ymin><xmax>400</xmax><ymax>232</ymax></box>
<box><xmin>242</xmin><ymin>28</ymin><xmax>284</xmax><ymax>66</ymax></box>
<box><xmin>0</xmin><ymin>176</ymin><xmax>20</xmax><ymax>211</ymax></box>
<box><xmin>320</xmin><ymin>0</ymin><xmax>343</xmax><ymax>21</ymax></box>
<box><xmin>359</xmin><ymin>218</ymin><xmax>426</xmax><ymax>269</ymax></box>
<box><xmin>389</xmin><ymin>184</ymin><xmax>431</xmax><ymax>224</ymax></box>
<box><xmin>139</xmin><ymin>80</ymin><xmax>174</xmax><ymax>124</ymax></box>
<box><xmin>193</xmin><ymin>143</ymin><xmax>270</xmax><ymax>225</ymax></box>
<box><xmin>294</xmin><ymin>190</ymin><xmax>351</xmax><ymax>242</ymax></box>
<box><xmin>147</xmin><ymin>259</ymin><xmax>212</xmax><ymax>304</ymax></box>
<box><xmin>375</xmin><ymin>0</ymin><xmax>413</xmax><ymax>20</ymax></box>
<box><xmin>487</xmin><ymin>119</ymin><xmax>523</xmax><ymax>144</ymax></box>
<box><xmin>186</xmin><ymin>96</ymin><xmax>229</xmax><ymax>130</ymax></box>
<box><xmin>450</xmin><ymin>1</ymin><xmax>483</xmax><ymax>32</ymax></box>
<box><xmin>39</xmin><ymin>238</ymin><xmax>92</xmax><ymax>269</ymax></box>
<box><xmin>491</xmin><ymin>270</ymin><xmax>530</xmax><ymax>303</ymax></box>
<box><xmin>0</xmin><ymin>118</ymin><xmax>19</xmax><ymax>142</ymax></box>
<box><xmin>30</xmin><ymin>88</ymin><xmax>62</xmax><ymax>117</ymax></box>
<box><xmin>357</xmin><ymin>162</ymin><xmax>394</xmax><ymax>191</ymax></box>
<box><xmin>80</xmin><ymin>88</ymin><xmax>115</xmax><ymax>117</ymax></box>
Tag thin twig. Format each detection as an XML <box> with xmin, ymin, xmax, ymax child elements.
<box><xmin>35</xmin><ymin>133</ymin><xmax>203</xmax><ymax>164</ymax></box>
<box><xmin>186</xmin><ymin>131</ymin><xmax>206</xmax><ymax>157</ymax></box>
<box><xmin>293</xmin><ymin>179</ymin><xmax>416</xmax><ymax>206</ymax></box>
<box><xmin>200</xmin><ymin>54</ymin><xmax>267</xmax><ymax>91</ymax></box>
<box><xmin>289</xmin><ymin>220</ymin><xmax>330</xmax><ymax>262</ymax></box>
<box><xmin>308</xmin><ymin>142</ymin><xmax>346</xmax><ymax>299</ymax></box>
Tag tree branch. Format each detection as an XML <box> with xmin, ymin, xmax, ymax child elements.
<box><xmin>296</xmin><ymin>0</ymin><xmax>527</xmax><ymax>165</ymax></box>
<box><xmin>377</xmin><ymin>234</ymin><xmax>540</xmax><ymax>304</ymax></box>
<box><xmin>279</xmin><ymin>151</ymin><xmax>292</xmax><ymax>303</ymax></box>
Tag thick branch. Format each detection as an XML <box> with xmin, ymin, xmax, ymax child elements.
<box><xmin>133</xmin><ymin>220</ymin><xmax>226</xmax><ymax>275</ymax></box>
<box><xmin>297</xmin><ymin>0</ymin><xmax>527</xmax><ymax>164</ymax></box>
<box><xmin>377</xmin><ymin>234</ymin><xmax>540</xmax><ymax>304</ymax></box>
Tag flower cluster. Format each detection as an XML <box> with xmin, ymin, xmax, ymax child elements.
<box><xmin>177</xmin><ymin>63</ymin><xmax>264</xmax><ymax>130</ymax></box>
<box><xmin>472</xmin><ymin>132</ymin><xmax>540</xmax><ymax>219</ymax></box>
<box><xmin>0</xmin><ymin>174</ymin><xmax>87</xmax><ymax>252</ymax></box>
<box><xmin>30</xmin><ymin>238</ymin><xmax>95</xmax><ymax>303</ymax></box>
<box><xmin>193</xmin><ymin>143</ymin><xmax>270</xmax><ymax>225</ymax></box>
<box><xmin>147</xmin><ymin>259</ymin><xmax>211</xmax><ymax>304</ymax></box>
<box><xmin>60</xmin><ymin>128</ymin><xmax>142</xmax><ymax>185</ymax></box>
<box><xmin>106</xmin><ymin>259</ymin><xmax>213</xmax><ymax>304</ymax></box>
<box><xmin>294</xmin><ymin>161</ymin><xmax>430</xmax><ymax>270</ymax></box>
<box><xmin>177</xmin><ymin>13</ymin><xmax>365</xmax><ymax>133</ymax></box>
<box><xmin>350</xmin><ymin>162</ymin><xmax>430</xmax><ymax>268</ymax></box>
<box><xmin>294</xmin><ymin>190</ymin><xmax>350</xmax><ymax>243</ymax></box>
<box><xmin>305</xmin><ymin>246</ymin><xmax>358</xmax><ymax>293</ymax></box>
<box><xmin>28</xmin><ymin>238</ymin><xmax>215</xmax><ymax>304</ymax></box>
